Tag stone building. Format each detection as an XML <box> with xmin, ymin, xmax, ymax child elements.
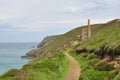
<box><xmin>81</xmin><ymin>19</ymin><xmax>91</xmax><ymax>40</ymax></box>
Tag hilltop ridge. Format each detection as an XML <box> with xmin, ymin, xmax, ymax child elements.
<box><xmin>22</xmin><ymin>19</ymin><xmax>120</xmax><ymax>59</ymax></box>
<box><xmin>107</xmin><ymin>19</ymin><xmax>120</xmax><ymax>24</ymax></box>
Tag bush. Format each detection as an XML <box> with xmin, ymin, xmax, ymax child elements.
<box><xmin>89</xmin><ymin>58</ymin><xmax>100</xmax><ymax>67</ymax></box>
<box><xmin>0</xmin><ymin>69</ymin><xmax>34</xmax><ymax>80</ymax></box>
<box><xmin>0</xmin><ymin>69</ymin><xmax>25</xmax><ymax>78</ymax></box>
<box><xmin>113</xmin><ymin>44</ymin><xmax>120</xmax><ymax>55</ymax></box>
<box><xmin>107</xmin><ymin>70</ymin><xmax>119</xmax><ymax>79</ymax></box>
<box><xmin>79</xmin><ymin>76</ymin><xmax>88</xmax><ymax>80</ymax></box>
<box><xmin>94</xmin><ymin>61</ymin><xmax>114</xmax><ymax>71</ymax></box>
<box><xmin>107</xmin><ymin>44</ymin><xmax>120</xmax><ymax>57</ymax></box>
<box><xmin>80</xmin><ymin>53</ymin><xmax>88</xmax><ymax>58</ymax></box>
<box><xmin>75</xmin><ymin>48</ymin><xmax>88</xmax><ymax>55</ymax></box>
<box><xmin>87</xmin><ymin>53</ymin><xmax>97</xmax><ymax>60</ymax></box>
<box><xmin>95</xmin><ymin>45</ymin><xmax>109</xmax><ymax>59</ymax></box>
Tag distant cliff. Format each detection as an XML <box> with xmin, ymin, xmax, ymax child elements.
<box><xmin>37</xmin><ymin>35</ymin><xmax>57</xmax><ymax>48</ymax></box>
<box><xmin>21</xmin><ymin>35</ymin><xmax>58</xmax><ymax>58</ymax></box>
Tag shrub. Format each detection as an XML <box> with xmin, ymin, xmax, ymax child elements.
<box><xmin>79</xmin><ymin>76</ymin><xmax>88</xmax><ymax>80</ymax></box>
<box><xmin>107</xmin><ymin>44</ymin><xmax>120</xmax><ymax>57</ymax></box>
<box><xmin>94</xmin><ymin>61</ymin><xmax>114</xmax><ymax>71</ymax></box>
<box><xmin>80</xmin><ymin>53</ymin><xmax>88</xmax><ymax>58</ymax></box>
<box><xmin>0</xmin><ymin>69</ymin><xmax>25</xmax><ymax>78</ymax></box>
<box><xmin>95</xmin><ymin>45</ymin><xmax>109</xmax><ymax>59</ymax></box>
<box><xmin>75</xmin><ymin>48</ymin><xmax>88</xmax><ymax>55</ymax></box>
<box><xmin>0</xmin><ymin>69</ymin><xmax>34</xmax><ymax>80</ymax></box>
<box><xmin>87</xmin><ymin>53</ymin><xmax>97</xmax><ymax>60</ymax></box>
<box><xmin>113</xmin><ymin>44</ymin><xmax>120</xmax><ymax>55</ymax></box>
<box><xmin>89</xmin><ymin>58</ymin><xmax>100</xmax><ymax>67</ymax></box>
<box><xmin>107</xmin><ymin>70</ymin><xmax>119</xmax><ymax>79</ymax></box>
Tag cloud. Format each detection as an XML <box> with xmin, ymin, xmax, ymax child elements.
<box><xmin>0</xmin><ymin>0</ymin><xmax>120</xmax><ymax>42</ymax></box>
<box><xmin>12</xmin><ymin>19</ymin><xmax>83</xmax><ymax>32</ymax></box>
<box><xmin>64</xmin><ymin>2</ymin><xmax>97</xmax><ymax>13</ymax></box>
<box><xmin>0</xmin><ymin>0</ymin><xmax>120</xmax><ymax>33</ymax></box>
<box><xmin>99</xmin><ymin>0</ymin><xmax>120</xmax><ymax>4</ymax></box>
<box><xmin>93</xmin><ymin>0</ymin><xmax>120</xmax><ymax>7</ymax></box>
<box><xmin>64</xmin><ymin>6</ymin><xmax>81</xmax><ymax>13</ymax></box>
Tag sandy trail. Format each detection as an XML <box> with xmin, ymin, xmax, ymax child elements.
<box><xmin>63</xmin><ymin>52</ymin><xmax>80</xmax><ymax>80</ymax></box>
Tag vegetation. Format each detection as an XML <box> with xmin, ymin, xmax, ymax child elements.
<box><xmin>75</xmin><ymin>20</ymin><xmax>120</xmax><ymax>57</ymax></box>
<box><xmin>0</xmin><ymin>51</ymin><xmax>69</xmax><ymax>80</ymax></box>
<box><xmin>70</xmin><ymin>19</ymin><xmax>120</xmax><ymax>80</ymax></box>
<box><xmin>0</xmin><ymin>19</ymin><xmax>120</xmax><ymax>80</ymax></box>
<box><xmin>25</xmin><ymin>23</ymin><xmax>106</xmax><ymax>59</ymax></box>
<box><xmin>70</xmin><ymin>52</ymin><xmax>119</xmax><ymax>80</ymax></box>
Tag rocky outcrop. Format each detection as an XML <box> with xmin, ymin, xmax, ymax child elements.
<box><xmin>22</xmin><ymin>35</ymin><xmax>57</xmax><ymax>58</ymax></box>
<box><xmin>21</xmin><ymin>49</ymin><xmax>37</xmax><ymax>58</ymax></box>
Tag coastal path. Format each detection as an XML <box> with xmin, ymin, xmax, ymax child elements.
<box><xmin>63</xmin><ymin>52</ymin><xmax>80</xmax><ymax>80</ymax></box>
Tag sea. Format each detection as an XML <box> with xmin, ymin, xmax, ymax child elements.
<box><xmin>0</xmin><ymin>42</ymin><xmax>38</xmax><ymax>75</ymax></box>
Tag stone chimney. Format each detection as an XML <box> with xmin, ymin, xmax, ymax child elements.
<box><xmin>87</xmin><ymin>19</ymin><xmax>91</xmax><ymax>37</ymax></box>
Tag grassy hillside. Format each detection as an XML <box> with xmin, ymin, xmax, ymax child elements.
<box><xmin>22</xmin><ymin>23</ymin><xmax>105</xmax><ymax>60</ymax></box>
<box><xmin>0</xmin><ymin>50</ymin><xmax>69</xmax><ymax>80</ymax></box>
<box><xmin>75</xmin><ymin>19</ymin><xmax>120</xmax><ymax>58</ymax></box>
<box><xmin>70</xmin><ymin>19</ymin><xmax>120</xmax><ymax>80</ymax></box>
<box><xmin>0</xmin><ymin>19</ymin><xmax>120</xmax><ymax>80</ymax></box>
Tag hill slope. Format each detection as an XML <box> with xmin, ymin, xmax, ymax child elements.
<box><xmin>0</xmin><ymin>19</ymin><xmax>120</xmax><ymax>80</ymax></box>
<box><xmin>23</xmin><ymin>23</ymin><xmax>105</xmax><ymax>59</ymax></box>
<box><xmin>70</xmin><ymin>19</ymin><xmax>120</xmax><ymax>80</ymax></box>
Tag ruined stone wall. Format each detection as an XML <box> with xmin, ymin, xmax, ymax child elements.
<box><xmin>81</xmin><ymin>19</ymin><xmax>91</xmax><ymax>40</ymax></box>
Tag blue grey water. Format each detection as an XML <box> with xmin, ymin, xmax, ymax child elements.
<box><xmin>0</xmin><ymin>42</ymin><xmax>38</xmax><ymax>75</ymax></box>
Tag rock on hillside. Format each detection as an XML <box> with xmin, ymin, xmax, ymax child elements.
<box><xmin>21</xmin><ymin>49</ymin><xmax>38</xmax><ymax>58</ymax></box>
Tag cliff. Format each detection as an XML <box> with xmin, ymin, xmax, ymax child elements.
<box><xmin>21</xmin><ymin>35</ymin><xmax>58</xmax><ymax>58</ymax></box>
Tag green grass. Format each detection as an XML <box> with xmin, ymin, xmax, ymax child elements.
<box><xmin>69</xmin><ymin>20</ymin><xmax>120</xmax><ymax>80</ymax></box>
<box><xmin>76</xmin><ymin>21</ymin><xmax>120</xmax><ymax>50</ymax></box>
<box><xmin>70</xmin><ymin>52</ymin><xmax>118</xmax><ymax>80</ymax></box>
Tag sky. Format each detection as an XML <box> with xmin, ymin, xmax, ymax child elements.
<box><xmin>0</xmin><ymin>0</ymin><xmax>120</xmax><ymax>42</ymax></box>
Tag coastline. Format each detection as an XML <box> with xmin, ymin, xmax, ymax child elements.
<box><xmin>0</xmin><ymin>42</ymin><xmax>38</xmax><ymax>75</ymax></box>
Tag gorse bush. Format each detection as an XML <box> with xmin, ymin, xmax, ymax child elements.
<box><xmin>88</xmin><ymin>58</ymin><xmax>100</xmax><ymax>67</ymax></box>
<box><xmin>94</xmin><ymin>61</ymin><xmax>114</xmax><ymax>71</ymax></box>
<box><xmin>86</xmin><ymin>53</ymin><xmax>97</xmax><ymax>60</ymax></box>
<box><xmin>106</xmin><ymin>70</ymin><xmax>119</xmax><ymax>80</ymax></box>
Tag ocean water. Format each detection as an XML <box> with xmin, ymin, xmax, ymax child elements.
<box><xmin>0</xmin><ymin>42</ymin><xmax>38</xmax><ymax>75</ymax></box>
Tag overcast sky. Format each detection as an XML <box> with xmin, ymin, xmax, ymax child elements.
<box><xmin>0</xmin><ymin>0</ymin><xmax>120</xmax><ymax>42</ymax></box>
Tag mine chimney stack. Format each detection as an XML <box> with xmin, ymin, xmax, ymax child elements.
<box><xmin>87</xmin><ymin>19</ymin><xmax>91</xmax><ymax>37</ymax></box>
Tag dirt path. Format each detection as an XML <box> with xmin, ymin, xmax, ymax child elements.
<box><xmin>63</xmin><ymin>52</ymin><xmax>80</xmax><ymax>80</ymax></box>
